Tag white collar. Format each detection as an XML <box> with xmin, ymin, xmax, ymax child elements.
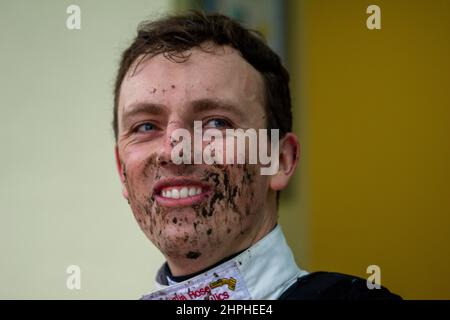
<box><xmin>142</xmin><ymin>225</ymin><xmax>308</xmax><ymax>300</ymax></box>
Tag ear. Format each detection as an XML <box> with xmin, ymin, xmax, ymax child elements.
<box><xmin>269</xmin><ymin>133</ymin><xmax>300</xmax><ymax>191</ymax></box>
<box><xmin>115</xmin><ymin>146</ymin><xmax>129</xmax><ymax>200</ymax></box>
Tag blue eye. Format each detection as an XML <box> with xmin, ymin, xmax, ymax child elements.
<box><xmin>136</xmin><ymin>122</ymin><xmax>155</xmax><ymax>132</ymax></box>
<box><xmin>204</xmin><ymin>118</ymin><xmax>231</xmax><ymax>129</ymax></box>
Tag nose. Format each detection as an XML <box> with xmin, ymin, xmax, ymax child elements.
<box><xmin>156</xmin><ymin>120</ymin><xmax>190</xmax><ymax>167</ymax></box>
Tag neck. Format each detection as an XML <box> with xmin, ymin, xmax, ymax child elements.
<box><xmin>165</xmin><ymin>249</ymin><xmax>246</xmax><ymax>283</ymax></box>
<box><xmin>166</xmin><ymin>218</ymin><xmax>277</xmax><ymax>277</ymax></box>
<box><xmin>149</xmin><ymin>223</ymin><xmax>308</xmax><ymax>300</ymax></box>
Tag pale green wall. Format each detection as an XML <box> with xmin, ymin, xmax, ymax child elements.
<box><xmin>0</xmin><ymin>0</ymin><xmax>173</xmax><ymax>299</ymax></box>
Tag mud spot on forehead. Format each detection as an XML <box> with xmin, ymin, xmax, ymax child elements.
<box><xmin>186</xmin><ymin>251</ymin><xmax>201</xmax><ymax>259</ymax></box>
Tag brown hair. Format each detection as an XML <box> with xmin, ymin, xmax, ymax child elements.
<box><xmin>113</xmin><ymin>11</ymin><xmax>292</xmax><ymax>141</ymax></box>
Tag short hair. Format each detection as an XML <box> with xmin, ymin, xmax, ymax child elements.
<box><xmin>113</xmin><ymin>11</ymin><xmax>292</xmax><ymax>141</ymax></box>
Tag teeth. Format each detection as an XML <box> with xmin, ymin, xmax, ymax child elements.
<box><xmin>188</xmin><ymin>187</ymin><xmax>196</xmax><ymax>196</ymax></box>
<box><xmin>161</xmin><ymin>186</ymin><xmax>203</xmax><ymax>199</ymax></box>
<box><xmin>180</xmin><ymin>187</ymin><xmax>188</xmax><ymax>198</ymax></box>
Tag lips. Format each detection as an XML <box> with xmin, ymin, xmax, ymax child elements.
<box><xmin>153</xmin><ymin>178</ymin><xmax>211</xmax><ymax>207</ymax></box>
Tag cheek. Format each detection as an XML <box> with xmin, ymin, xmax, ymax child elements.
<box><xmin>122</xmin><ymin>154</ymin><xmax>163</xmax><ymax>233</ymax></box>
<box><xmin>201</xmin><ymin>164</ymin><xmax>266</xmax><ymax>230</ymax></box>
<box><xmin>231</xmin><ymin>165</ymin><xmax>268</xmax><ymax>218</ymax></box>
<box><xmin>124</xmin><ymin>153</ymin><xmax>159</xmax><ymax>199</ymax></box>
<box><xmin>122</xmin><ymin>152</ymin><xmax>269</xmax><ymax>253</ymax></box>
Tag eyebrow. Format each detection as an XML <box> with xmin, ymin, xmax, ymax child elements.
<box><xmin>121</xmin><ymin>98</ymin><xmax>246</xmax><ymax>130</ymax></box>
<box><xmin>121</xmin><ymin>102</ymin><xmax>166</xmax><ymax>129</ymax></box>
<box><xmin>190</xmin><ymin>98</ymin><xmax>245</xmax><ymax>120</ymax></box>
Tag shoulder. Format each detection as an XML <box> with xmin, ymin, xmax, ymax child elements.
<box><xmin>278</xmin><ymin>271</ymin><xmax>402</xmax><ymax>300</ymax></box>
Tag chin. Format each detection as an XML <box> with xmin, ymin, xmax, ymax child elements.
<box><xmin>158</xmin><ymin>225</ymin><xmax>201</xmax><ymax>247</ymax></box>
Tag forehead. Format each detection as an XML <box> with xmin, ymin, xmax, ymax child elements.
<box><xmin>118</xmin><ymin>45</ymin><xmax>265</xmax><ymax>118</ymax></box>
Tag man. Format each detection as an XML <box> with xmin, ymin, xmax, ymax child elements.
<box><xmin>113</xmin><ymin>11</ymin><xmax>400</xmax><ymax>300</ymax></box>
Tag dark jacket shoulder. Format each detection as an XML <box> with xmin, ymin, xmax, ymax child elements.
<box><xmin>278</xmin><ymin>272</ymin><xmax>402</xmax><ymax>300</ymax></box>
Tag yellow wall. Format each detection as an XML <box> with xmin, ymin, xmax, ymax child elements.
<box><xmin>285</xmin><ymin>0</ymin><xmax>450</xmax><ymax>299</ymax></box>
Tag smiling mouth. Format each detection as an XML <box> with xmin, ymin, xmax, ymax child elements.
<box><xmin>160</xmin><ymin>186</ymin><xmax>203</xmax><ymax>199</ymax></box>
<box><xmin>153</xmin><ymin>179</ymin><xmax>212</xmax><ymax>207</ymax></box>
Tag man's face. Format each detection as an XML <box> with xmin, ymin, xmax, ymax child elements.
<box><xmin>116</xmin><ymin>45</ymin><xmax>276</xmax><ymax>266</ymax></box>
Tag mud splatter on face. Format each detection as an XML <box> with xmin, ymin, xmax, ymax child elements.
<box><xmin>186</xmin><ymin>251</ymin><xmax>201</xmax><ymax>259</ymax></box>
<box><xmin>122</xmin><ymin>148</ymin><xmax>268</xmax><ymax>264</ymax></box>
<box><xmin>122</xmin><ymin>163</ymin><xmax>127</xmax><ymax>179</ymax></box>
<box><xmin>198</xmin><ymin>164</ymin><xmax>257</xmax><ymax>229</ymax></box>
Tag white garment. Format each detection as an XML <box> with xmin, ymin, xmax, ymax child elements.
<box><xmin>142</xmin><ymin>225</ymin><xmax>308</xmax><ymax>300</ymax></box>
